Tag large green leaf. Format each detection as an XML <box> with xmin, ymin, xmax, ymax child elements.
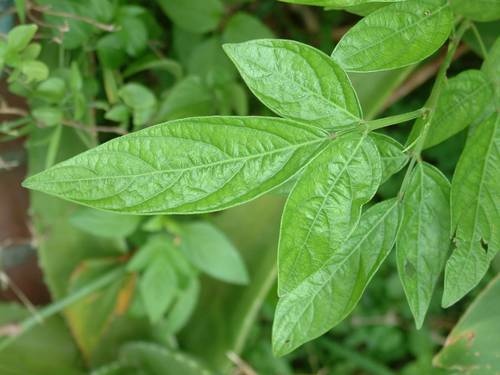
<box><xmin>450</xmin><ymin>0</ymin><xmax>500</xmax><ymax>22</ymax></box>
<box><xmin>434</xmin><ymin>275</ymin><xmax>500</xmax><ymax>374</ymax></box>
<box><xmin>332</xmin><ymin>0</ymin><xmax>453</xmax><ymax>72</ymax></box>
<box><xmin>443</xmin><ymin>113</ymin><xmax>500</xmax><ymax>307</ymax></box>
<box><xmin>273</xmin><ymin>199</ymin><xmax>400</xmax><ymax>356</ymax></box>
<box><xmin>397</xmin><ymin>162</ymin><xmax>451</xmax><ymax>328</ymax></box>
<box><xmin>424</xmin><ymin>70</ymin><xmax>493</xmax><ymax>148</ymax></box>
<box><xmin>224</xmin><ymin>39</ymin><xmax>361</xmax><ymax>130</ymax></box>
<box><xmin>23</xmin><ymin>116</ymin><xmax>328</xmax><ymax>214</ymax></box>
<box><xmin>278</xmin><ymin>132</ymin><xmax>381</xmax><ymax>295</ymax></box>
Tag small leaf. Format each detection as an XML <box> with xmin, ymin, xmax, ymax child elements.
<box><xmin>164</xmin><ymin>277</ymin><xmax>200</xmax><ymax>334</ymax></box>
<box><xmin>96</xmin><ymin>34</ymin><xmax>127</xmax><ymax>69</ymax></box>
<box><xmin>425</xmin><ymin>70</ymin><xmax>493</xmax><ymax>148</ymax></box>
<box><xmin>180</xmin><ymin>221</ymin><xmax>249</xmax><ymax>284</ymax></box>
<box><xmin>23</xmin><ymin>116</ymin><xmax>328</xmax><ymax>214</ymax></box>
<box><xmin>397</xmin><ymin>162</ymin><xmax>451</xmax><ymax>328</ymax></box>
<box><xmin>443</xmin><ymin>113</ymin><xmax>500</xmax><ymax>307</ymax></box>
<box><xmin>118</xmin><ymin>83</ymin><xmax>157</xmax><ymax>127</ymax></box>
<box><xmin>156</xmin><ymin>0</ymin><xmax>224</xmax><ymax>34</ymax></box>
<box><xmin>20</xmin><ymin>60</ymin><xmax>49</xmax><ymax>82</ymax></box>
<box><xmin>36</xmin><ymin>77</ymin><xmax>66</xmax><ymax>103</ymax></box>
<box><xmin>332</xmin><ymin>0</ymin><xmax>453</xmax><ymax>72</ymax></box>
<box><xmin>32</xmin><ymin>107</ymin><xmax>63</xmax><ymax>127</ymax></box>
<box><xmin>140</xmin><ymin>256</ymin><xmax>177</xmax><ymax>323</ymax></box>
<box><xmin>222</xmin><ymin>12</ymin><xmax>274</xmax><ymax>44</ymax></box>
<box><xmin>450</xmin><ymin>0</ymin><xmax>500</xmax><ymax>22</ymax></box>
<box><xmin>7</xmin><ymin>24</ymin><xmax>37</xmax><ymax>53</ymax></box>
<box><xmin>273</xmin><ymin>199</ymin><xmax>399</xmax><ymax>356</ymax></box>
<box><xmin>14</xmin><ymin>0</ymin><xmax>26</xmax><ymax>23</ymax></box>
<box><xmin>224</xmin><ymin>39</ymin><xmax>361</xmax><ymax>130</ymax></box>
<box><xmin>70</xmin><ymin>208</ymin><xmax>141</xmax><ymax>238</ymax></box>
<box><xmin>105</xmin><ymin>104</ymin><xmax>130</xmax><ymax>123</ymax></box>
<box><xmin>371</xmin><ymin>133</ymin><xmax>408</xmax><ymax>183</ymax></box>
<box><xmin>278</xmin><ymin>132</ymin><xmax>381</xmax><ymax>295</ymax></box>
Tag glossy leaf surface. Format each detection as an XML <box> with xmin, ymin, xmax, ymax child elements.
<box><xmin>332</xmin><ymin>0</ymin><xmax>453</xmax><ymax>72</ymax></box>
<box><xmin>278</xmin><ymin>132</ymin><xmax>381</xmax><ymax>295</ymax></box>
<box><xmin>273</xmin><ymin>199</ymin><xmax>399</xmax><ymax>356</ymax></box>
<box><xmin>397</xmin><ymin>162</ymin><xmax>451</xmax><ymax>328</ymax></box>
<box><xmin>443</xmin><ymin>113</ymin><xmax>500</xmax><ymax>307</ymax></box>
<box><xmin>224</xmin><ymin>39</ymin><xmax>361</xmax><ymax>130</ymax></box>
<box><xmin>23</xmin><ymin>116</ymin><xmax>328</xmax><ymax>214</ymax></box>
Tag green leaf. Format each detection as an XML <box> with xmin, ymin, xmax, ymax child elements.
<box><xmin>70</xmin><ymin>208</ymin><xmax>141</xmax><ymax>238</ymax></box>
<box><xmin>434</xmin><ymin>275</ymin><xmax>500</xmax><ymax>374</ymax></box>
<box><xmin>32</xmin><ymin>107</ymin><xmax>63</xmax><ymax>127</ymax></box>
<box><xmin>140</xmin><ymin>256</ymin><xmax>178</xmax><ymax>323</ymax></box>
<box><xmin>105</xmin><ymin>104</ymin><xmax>130</xmax><ymax>123</ymax></box>
<box><xmin>332</xmin><ymin>0</ymin><xmax>453</xmax><ymax>72</ymax></box>
<box><xmin>450</xmin><ymin>0</ymin><xmax>500</xmax><ymax>22</ymax></box>
<box><xmin>116</xmin><ymin>10</ymin><xmax>148</xmax><ymax>57</ymax></box>
<box><xmin>278</xmin><ymin>132</ymin><xmax>381</xmax><ymax>295</ymax></box>
<box><xmin>7</xmin><ymin>24</ymin><xmax>37</xmax><ymax>53</ymax></box>
<box><xmin>443</xmin><ymin>113</ymin><xmax>500</xmax><ymax>307</ymax></box>
<box><xmin>123</xmin><ymin>56</ymin><xmax>183</xmax><ymax>80</ymax></box>
<box><xmin>222</xmin><ymin>12</ymin><xmax>274</xmax><ymax>44</ymax></box>
<box><xmin>424</xmin><ymin>70</ymin><xmax>493</xmax><ymax>148</ymax></box>
<box><xmin>164</xmin><ymin>277</ymin><xmax>200</xmax><ymax>334</ymax></box>
<box><xmin>36</xmin><ymin>77</ymin><xmax>66</xmax><ymax>103</ymax></box>
<box><xmin>482</xmin><ymin>37</ymin><xmax>500</xmax><ymax>100</ymax></box>
<box><xmin>118</xmin><ymin>83</ymin><xmax>157</xmax><ymax>127</ymax></box>
<box><xmin>224</xmin><ymin>39</ymin><xmax>361</xmax><ymax>130</ymax></box>
<box><xmin>371</xmin><ymin>133</ymin><xmax>408</xmax><ymax>183</ymax></box>
<box><xmin>273</xmin><ymin>198</ymin><xmax>400</xmax><ymax>356</ymax></box>
<box><xmin>21</xmin><ymin>43</ymin><xmax>41</xmax><ymax>60</ymax></box>
<box><xmin>397</xmin><ymin>162</ymin><xmax>451</xmax><ymax>328</ymax></box>
<box><xmin>180</xmin><ymin>221</ymin><xmax>249</xmax><ymax>284</ymax></box>
<box><xmin>23</xmin><ymin>116</ymin><xmax>328</xmax><ymax>214</ymax></box>
<box><xmin>96</xmin><ymin>34</ymin><xmax>127</xmax><ymax>69</ymax></box>
<box><xmin>156</xmin><ymin>0</ymin><xmax>224</xmax><ymax>34</ymax></box>
<box><xmin>20</xmin><ymin>60</ymin><xmax>49</xmax><ymax>82</ymax></box>
<box><xmin>14</xmin><ymin>0</ymin><xmax>26</xmax><ymax>23</ymax></box>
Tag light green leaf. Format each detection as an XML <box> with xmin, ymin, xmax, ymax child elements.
<box><xmin>224</xmin><ymin>39</ymin><xmax>361</xmax><ymax>130</ymax></box>
<box><xmin>443</xmin><ymin>113</ymin><xmax>500</xmax><ymax>307</ymax></box>
<box><xmin>278</xmin><ymin>132</ymin><xmax>381</xmax><ymax>295</ymax></box>
<box><xmin>7</xmin><ymin>24</ymin><xmax>37</xmax><ymax>53</ymax></box>
<box><xmin>332</xmin><ymin>0</ymin><xmax>453</xmax><ymax>72</ymax></box>
<box><xmin>434</xmin><ymin>275</ymin><xmax>500</xmax><ymax>374</ymax></box>
<box><xmin>222</xmin><ymin>12</ymin><xmax>274</xmax><ymax>44</ymax></box>
<box><xmin>105</xmin><ymin>104</ymin><xmax>130</xmax><ymax>123</ymax></box>
<box><xmin>482</xmin><ymin>37</ymin><xmax>500</xmax><ymax>100</ymax></box>
<box><xmin>70</xmin><ymin>208</ymin><xmax>141</xmax><ymax>238</ymax></box>
<box><xmin>371</xmin><ymin>132</ymin><xmax>408</xmax><ymax>183</ymax></box>
<box><xmin>425</xmin><ymin>70</ymin><xmax>493</xmax><ymax>148</ymax></box>
<box><xmin>21</xmin><ymin>43</ymin><xmax>41</xmax><ymax>60</ymax></box>
<box><xmin>23</xmin><ymin>116</ymin><xmax>328</xmax><ymax>214</ymax></box>
<box><xmin>123</xmin><ymin>56</ymin><xmax>183</xmax><ymax>80</ymax></box>
<box><xmin>20</xmin><ymin>60</ymin><xmax>49</xmax><ymax>82</ymax></box>
<box><xmin>156</xmin><ymin>0</ymin><xmax>224</xmax><ymax>34</ymax></box>
<box><xmin>36</xmin><ymin>77</ymin><xmax>66</xmax><ymax>103</ymax></box>
<box><xmin>140</xmin><ymin>256</ymin><xmax>178</xmax><ymax>323</ymax></box>
<box><xmin>450</xmin><ymin>0</ymin><xmax>500</xmax><ymax>22</ymax></box>
<box><xmin>14</xmin><ymin>0</ymin><xmax>26</xmax><ymax>23</ymax></box>
<box><xmin>397</xmin><ymin>162</ymin><xmax>451</xmax><ymax>328</ymax></box>
<box><xmin>273</xmin><ymin>198</ymin><xmax>399</xmax><ymax>356</ymax></box>
<box><xmin>118</xmin><ymin>83</ymin><xmax>157</xmax><ymax>127</ymax></box>
<box><xmin>180</xmin><ymin>221</ymin><xmax>249</xmax><ymax>284</ymax></box>
<box><xmin>32</xmin><ymin>107</ymin><xmax>63</xmax><ymax>127</ymax></box>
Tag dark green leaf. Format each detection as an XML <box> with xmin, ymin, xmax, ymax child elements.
<box><xmin>222</xmin><ymin>12</ymin><xmax>274</xmax><ymax>44</ymax></box>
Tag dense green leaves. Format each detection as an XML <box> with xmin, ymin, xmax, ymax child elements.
<box><xmin>451</xmin><ymin>0</ymin><xmax>500</xmax><ymax>22</ymax></box>
<box><xmin>156</xmin><ymin>0</ymin><xmax>223</xmax><ymax>34</ymax></box>
<box><xmin>397</xmin><ymin>163</ymin><xmax>451</xmax><ymax>328</ymax></box>
<box><xmin>273</xmin><ymin>199</ymin><xmax>399</xmax><ymax>356</ymax></box>
<box><xmin>425</xmin><ymin>70</ymin><xmax>493</xmax><ymax>148</ymax></box>
<box><xmin>224</xmin><ymin>39</ymin><xmax>361</xmax><ymax>129</ymax></box>
<box><xmin>332</xmin><ymin>0</ymin><xmax>453</xmax><ymax>72</ymax></box>
<box><xmin>278</xmin><ymin>133</ymin><xmax>381</xmax><ymax>295</ymax></box>
<box><xmin>443</xmin><ymin>113</ymin><xmax>500</xmax><ymax>307</ymax></box>
<box><xmin>23</xmin><ymin>116</ymin><xmax>328</xmax><ymax>214</ymax></box>
<box><xmin>179</xmin><ymin>221</ymin><xmax>249</xmax><ymax>284</ymax></box>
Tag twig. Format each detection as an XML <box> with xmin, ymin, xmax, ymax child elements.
<box><xmin>226</xmin><ymin>352</ymin><xmax>258</xmax><ymax>375</ymax></box>
<box><xmin>0</xmin><ymin>107</ymin><xmax>29</xmax><ymax>117</ymax></box>
<box><xmin>0</xmin><ymin>156</ymin><xmax>20</xmax><ymax>170</ymax></box>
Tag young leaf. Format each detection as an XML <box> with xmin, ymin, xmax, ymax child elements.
<box><xmin>224</xmin><ymin>39</ymin><xmax>361</xmax><ymax>130</ymax></box>
<box><xmin>371</xmin><ymin>133</ymin><xmax>408</xmax><ymax>183</ymax></box>
<box><xmin>332</xmin><ymin>0</ymin><xmax>453</xmax><ymax>72</ymax></box>
<box><xmin>6</xmin><ymin>24</ymin><xmax>37</xmax><ymax>53</ymax></box>
<box><xmin>450</xmin><ymin>0</ymin><xmax>500</xmax><ymax>22</ymax></box>
<box><xmin>70</xmin><ymin>208</ymin><xmax>141</xmax><ymax>238</ymax></box>
<box><xmin>20</xmin><ymin>60</ymin><xmax>49</xmax><ymax>82</ymax></box>
<box><xmin>273</xmin><ymin>199</ymin><xmax>400</xmax><ymax>356</ymax></box>
<box><xmin>155</xmin><ymin>0</ymin><xmax>224</xmax><ymax>34</ymax></box>
<box><xmin>140</xmin><ymin>256</ymin><xmax>178</xmax><ymax>323</ymax></box>
<box><xmin>118</xmin><ymin>83</ymin><xmax>157</xmax><ymax>127</ymax></box>
<box><xmin>443</xmin><ymin>113</ymin><xmax>500</xmax><ymax>307</ymax></box>
<box><xmin>278</xmin><ymin>132</ymin><xmax>381</xmax><ymax>295</ymax></box>
<box><xmin>180</xmin><ymin>221</ymin><xmax>249</xmax><ymax>284</ymax></box>
<box><xmin>424</xmin><ymin>70</ymin><xmax>493</xmax><ymax>148</ymax></box>
<box><xmin>397</xmin><ymin>162</ymin><xmax>451</xmax><ymax>328</ymax></box>
<box><xmin>23</xmin><ymin>117</ymin><xmax>328</xmax><ymax>214</ymax></box>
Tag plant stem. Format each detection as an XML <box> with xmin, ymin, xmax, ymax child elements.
<box><xmin>0</xmin><ymin>267</ymin><xmax>125</xmax><ymax>351</ymax></box>
<box><xmin>364</xmin><ymin>108</ymin><xmax>428</xmax><ymax>131</ymax></box>
<box><xmin>469</xmin><ymin>22</ymin><xmax>489</xmax><ymax>58</ymax></box>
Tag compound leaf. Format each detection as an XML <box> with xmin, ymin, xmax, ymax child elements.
<box><xmin>23</xmin><ymin>116</ymin><xmax>328</xmax><ymax>214</ymax></box>
<box><xmin>397</xmin><ymin>162</ymin><xmax>451</xmax><ymax>328</ymax></box>
<box><xmin>224</xmin><ymin>39</ymin><xmax>361</xmax><ymax>130</ymax></box>
<box><xmin>278</xmin><ymin>132</ymin><xmax>381</xmax><ymax>295</ymax></box>
<box><xmin>443</xmin><ymin>113</ymin><xmax>500</xmax><ymax>307</ymax></box>
<box><xmin>273</xmin><ymin>198</ymin><xmax>399</xmax><ymax>356</ymax></box>
<box><xmin>332</xmin><ymin>0</ymin><xmax>453</xmax><ymax>72</ymax></box>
